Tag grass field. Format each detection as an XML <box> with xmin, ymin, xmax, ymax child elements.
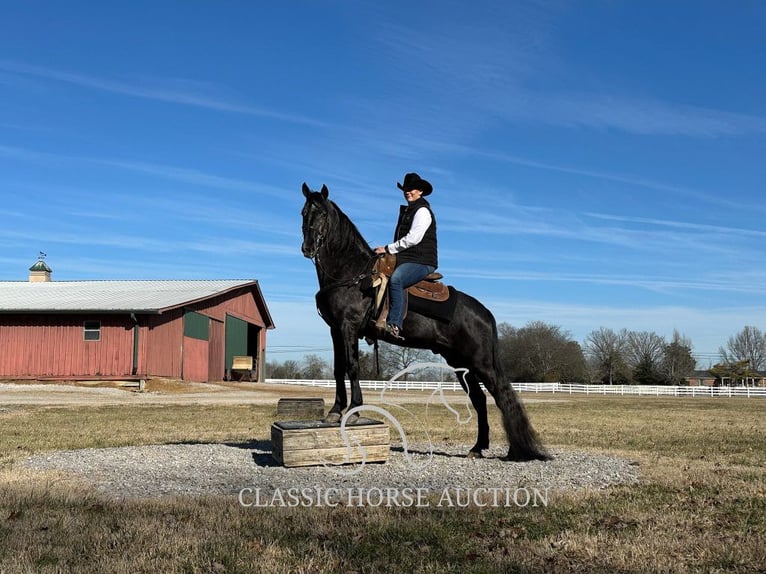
<box><xmin>1</xmin><ymin>389</ymin><xmax>764</xmax><ymax>573</ymax></box>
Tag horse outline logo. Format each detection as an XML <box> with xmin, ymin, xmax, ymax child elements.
<box><xmin>321</xmin><ymin>362</ymin><xmax>473</xmax><ymax>475</ymax></box>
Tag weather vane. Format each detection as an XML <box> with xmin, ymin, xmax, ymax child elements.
<box><xmin>38</xmin><ymin>251</ymin><xmax>47</xmax><ymax>261</ymax></box>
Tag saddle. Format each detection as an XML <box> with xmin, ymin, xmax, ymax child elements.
<box><xmin>373</xmin><ymin>254</ymin><xmax>450</xmax><ymax>302</ymax></box>
<box><xmin>369</xmin><ymin>254</ymin><xmax>451</xmax><ymax>335</ymax></box>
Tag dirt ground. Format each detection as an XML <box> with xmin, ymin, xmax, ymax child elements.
<box><xmin>0</xmin><ymin>379</ymin><xmax>337</xmax><ymax>407</ymax></box>
<box><xmin>0</xmin><ymin>379</ymin><xmax>489</xmax><ymax>407</ymax></box>
<box><xmin>0</xmin><ymin>379</ymin><xmax>563</xmax><ymax>408</ymax></box>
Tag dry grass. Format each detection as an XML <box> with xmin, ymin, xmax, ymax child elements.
<box><xmin>1</xmin><ymin>393</ymin><xmax>764</xmax><ymax>573</ymax></box>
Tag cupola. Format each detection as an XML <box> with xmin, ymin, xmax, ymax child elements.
<box><xmin>29</xmin><ymin>253</ymin><xmax>52</xmax><ymax>282</ymax></box>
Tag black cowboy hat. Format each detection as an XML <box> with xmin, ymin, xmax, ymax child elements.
<box><xmin>397</xmin><ymin>172</ymin><xmax>433</xmax><ymax>196</ymax></box>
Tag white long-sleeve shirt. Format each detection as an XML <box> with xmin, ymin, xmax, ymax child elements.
<box><xmin>386</xmin><ymin>207</ymin><xmax>433</xmax><ymax>254</ymax></box>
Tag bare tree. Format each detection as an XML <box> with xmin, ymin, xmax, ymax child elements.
<box><xmin>624</xmin><ymin>331</ymin><xmax>666</xmax><ymax>384</ymax></box>
<box><xmin>377</xmin><ymin>343</ymin><xmax>434</xmax><ymax>380</ymax></box>
<box><xmin>624</xmin><ymin>331</ymin><xmax>666</xmax><ymax>368</ymax></box>
<box><xmin>301</xmin><ymin>354</ymin><xmax>330</xmax><ymax>379</ymax></box>
<box><xmin>719</xmin><ymin>326</ymin><xmax>766</xmax><ymax>371</ymax></box>
<box><xmin>265</xmin><ymin>359</ymin><xmax>302</xmax><ymax>379</ymax></box>
<box><xmin>584</xmin><ymin>327</ymin><xmax>629</xmax><ymax>384</ymax></box>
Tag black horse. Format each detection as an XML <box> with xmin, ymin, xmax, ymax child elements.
<box><xmin>301</xmin><ymin>183</ymin><xmax>550</xmax><ymax>461</ymax></box>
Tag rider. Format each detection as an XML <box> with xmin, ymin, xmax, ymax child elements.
<box><xmin>374</xmin><ymin>172</ymin><xmax>438</xmax><ymax>340</ymax></box>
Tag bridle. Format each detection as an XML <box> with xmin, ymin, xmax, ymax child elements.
<box><xmin>303</xmin><ymin>195</ymin><xmax>378</xmax><ymax>295</ymax></box>
<box><xmin>305</xmin><ymin>231</ymin><xmax>324</xmax><ymax>260</ymax></box>
<box><xmin>305</xmin><ymin>219</ymin><xmax>377</xmax><ymax>293</ymax></box>
<box><xmin>312</xmin><ymin>247</ymin><xmax>378</xmax><ymax>295</ymax></box>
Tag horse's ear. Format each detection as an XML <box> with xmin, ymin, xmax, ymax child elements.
<box><xmin>302</xmin><ymin>182</ymin><xmax>311</xmax><ymax>198</ymax></box>
<box><xmin>320</xmin><ymin>184</ymin><xmax>329</xmax><ymax>199</ymax></box>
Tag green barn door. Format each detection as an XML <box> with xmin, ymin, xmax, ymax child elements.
<box><xmin>225</xmin><ymin>315</ymin><xmax>248</xmax><ymax>375</ymax></box>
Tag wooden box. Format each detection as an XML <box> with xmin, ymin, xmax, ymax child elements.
<box><xmin>276</xmin><ymin>397</ymin><xmax>325</xmax><ymax>419</ymax></box>
<box><xmin>271</xmin><ymin>418</ymin><xmax>390</xmax><ymax>467</ymax></box>
<box><xmin>230</xmin><ymin>355</ymin><xmax>254</xmax><ymax>381</ymax></box>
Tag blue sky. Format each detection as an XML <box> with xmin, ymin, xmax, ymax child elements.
<box><xmin>1</xmin><ymin>1</ymin><xmax>765</xmax><ymax>366</ymax></box>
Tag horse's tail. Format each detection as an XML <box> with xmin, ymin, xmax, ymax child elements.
<box><xmin>491</xmin><ymin>322</ymin><xmax>552</xmax><ymax>462</ymax></box>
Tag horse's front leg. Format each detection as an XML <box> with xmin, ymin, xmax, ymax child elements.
<box><xmin>324</xmin><ymin>326</ymin><xmax>348</xmax><ymax>423</ymax></box>
<box><xmin>346</xmin><ymin>333</ymin><xmax>362</xmax><ymax>414</ymax></box>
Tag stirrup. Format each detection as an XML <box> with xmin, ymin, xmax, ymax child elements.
<box><xmin>385</xmin><ymin>324</ymin><xmax>404</xmax><ymax>341</ymax></box>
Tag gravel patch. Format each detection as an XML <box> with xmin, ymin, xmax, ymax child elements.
<box><xmin>23</xmin><ymin>442</ymin><xmax>640</xmax><ymax>501</ymax></box>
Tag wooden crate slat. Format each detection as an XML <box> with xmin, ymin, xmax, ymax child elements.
<box><xmin>279</xmin><ymin>444</ymin><xmax>390</xmax><ymax>467</ymax></box>
<box><xmin>271</xmin><ymin>418</ymin><xmax>390</xmax><ymax>467</ymax></box>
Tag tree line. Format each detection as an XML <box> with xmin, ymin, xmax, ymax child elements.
<box><xmin>265</xmin><ymin>323</ymin><xmax>766</xmax><ymax>385</ymax></box>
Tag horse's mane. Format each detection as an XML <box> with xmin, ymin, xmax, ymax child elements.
<box><xmin>327</xmin><ymin>199</ymin><xmax>373</xmax><ymax>256</ymax></box>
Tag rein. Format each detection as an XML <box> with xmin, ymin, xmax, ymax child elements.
<box><xmin>313</xmin><ymin>252</ymin><xmax>378</xmax><ymax>296</ymax></box>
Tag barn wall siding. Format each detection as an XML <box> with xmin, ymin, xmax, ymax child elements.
<box><xmin>190</xmin><ymin>289</ymin><xmax>266</xmax><ymax>326</ymax></box>
<box><xmin>0</xmin><ymin>315</ymin><xmax>134</xmax><ymax>378</ymax></box>
<box><xmin>144</xmin><ymin>311</ymin><xmax>184</xmax><ymax>378</ymax></box>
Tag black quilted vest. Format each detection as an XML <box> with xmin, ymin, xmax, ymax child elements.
<box><xmin>393</xmin><ymin>197</ymin><xmax>438</xmax><ymax>268</ymax></box>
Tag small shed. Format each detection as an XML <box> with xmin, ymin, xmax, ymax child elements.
<box><xmin>0</xmin><ymin>264</ymin><xmax>275</xmax><ymax>382</ymax></box>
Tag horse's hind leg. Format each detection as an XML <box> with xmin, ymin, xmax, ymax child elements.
<box><xmin>457</xmin><ymin>370</ymin><xmax>489</xmax><ymax>457</ymax></box>
<box><xmin>475</xmin><ymin>364</ymin><xmax>550</xmax><ymax>462</ymax></box>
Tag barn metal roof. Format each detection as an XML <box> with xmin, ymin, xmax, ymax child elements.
<box><xmin>0</xmin><ymin>280</ymin><xmax>265</xmax><ymax>314</ymax></box>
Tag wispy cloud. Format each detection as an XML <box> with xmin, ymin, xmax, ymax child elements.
<box><xmin>93</xmin><ymin>157</ymin><xmax>282</xmax><ymax>196</ymax></box>
<box><xmin>0</xmin><ymin>60</ymin><xmax>327</xmax><ymax>128</ymax></box>
<box><xmin>446</xmin><ymin>145</ymin><xmax>753</xmax><ymax>212</ymax></box>
<box><xmin>490</xmin><ymin>89</ymin><xmax>766</xmax><ymax>137</ymax></box>
<box><xmin>0</xmin><ymin>144</ymin><xmax>291</xmax><ymax>199</ymax></box>
<box><xmin>439</xmin><ymin>199</ymin><xmax>757</xmax><ymax>261</ymax></box>
<box><xmin>371</xmin><ymin>8</ymin><xmax>766</xmax><ymax>140</ymax></box>
<box><xmin>450</xmin><ymin>267</ymin><xmax>766</xmax><ymax>296</ymax></box>
<box><xmin>0</xmin><ymin>145</ymin><xmax>53</xmax><ymax>162</ymax></box>
<box><xmin>0</xmin><ymin>226</ymin><xmax>298</xmax><ymax>257</ymax></box>
<box><xmin>584</xmin><ymin>212</ymin><xmax>766</xmax><ymax>239</ymax></box>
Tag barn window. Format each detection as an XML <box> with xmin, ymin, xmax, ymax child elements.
<box><xmin>83</xmin><ymin>320</ymin><xmax>101</xmax><ymax>341</ymax></box>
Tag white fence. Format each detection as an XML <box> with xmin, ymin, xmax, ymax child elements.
<box><xmin>265</xmin><ymin>379</ymin><xmax>766</xmax><ymax>398</ymax></box>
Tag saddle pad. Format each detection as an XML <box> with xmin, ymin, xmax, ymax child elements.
<box><xmin>408</xmin><ymin>286</ymin><xmax>458</xmax><ymax>323</ymax></box>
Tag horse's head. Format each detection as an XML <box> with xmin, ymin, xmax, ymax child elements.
<box><xmin>301</xmin><ymin>182</ymin><xmax>332</xmax><ymax>258</ymax></box>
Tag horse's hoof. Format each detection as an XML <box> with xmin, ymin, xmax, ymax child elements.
<box><xmin>344</xmin><ymin>411</ymin><xmax>360</xmax><ymax>425</ymax></box>
<box><xmin>323</xmin><ymin>412</ymin><xmax>341</xmax><ymax>424</ymax></box>
<box><xmin>467</xmin><ymin>450</ymin><xmax>484</xmax><ymax>459</ymax></box>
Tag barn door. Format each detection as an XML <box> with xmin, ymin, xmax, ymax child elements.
<box><xmin>183</xmin><ymin>311</ymin><xmax>209</xmax><ymax>382</ymax></box>
<box><xmin>225</xmin><ymin>314</ymin><xmax>248</xmax><ymax>378</ymax></box>
<box><xmin>208</xmin><ymin>317</ymin><xmax>225</xmax><ymax>381</ymax></box>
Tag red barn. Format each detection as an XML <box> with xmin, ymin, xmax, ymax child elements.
<box><xmin>0</xmin><ymin>262</ymin><xmax>275</xmax><ymax>382</ymax></box>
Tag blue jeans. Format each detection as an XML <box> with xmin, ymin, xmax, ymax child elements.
<box><xmin>388</xmin><ymin>262</ymin><xmax>435</xmax><ymax>329</ymax></box>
